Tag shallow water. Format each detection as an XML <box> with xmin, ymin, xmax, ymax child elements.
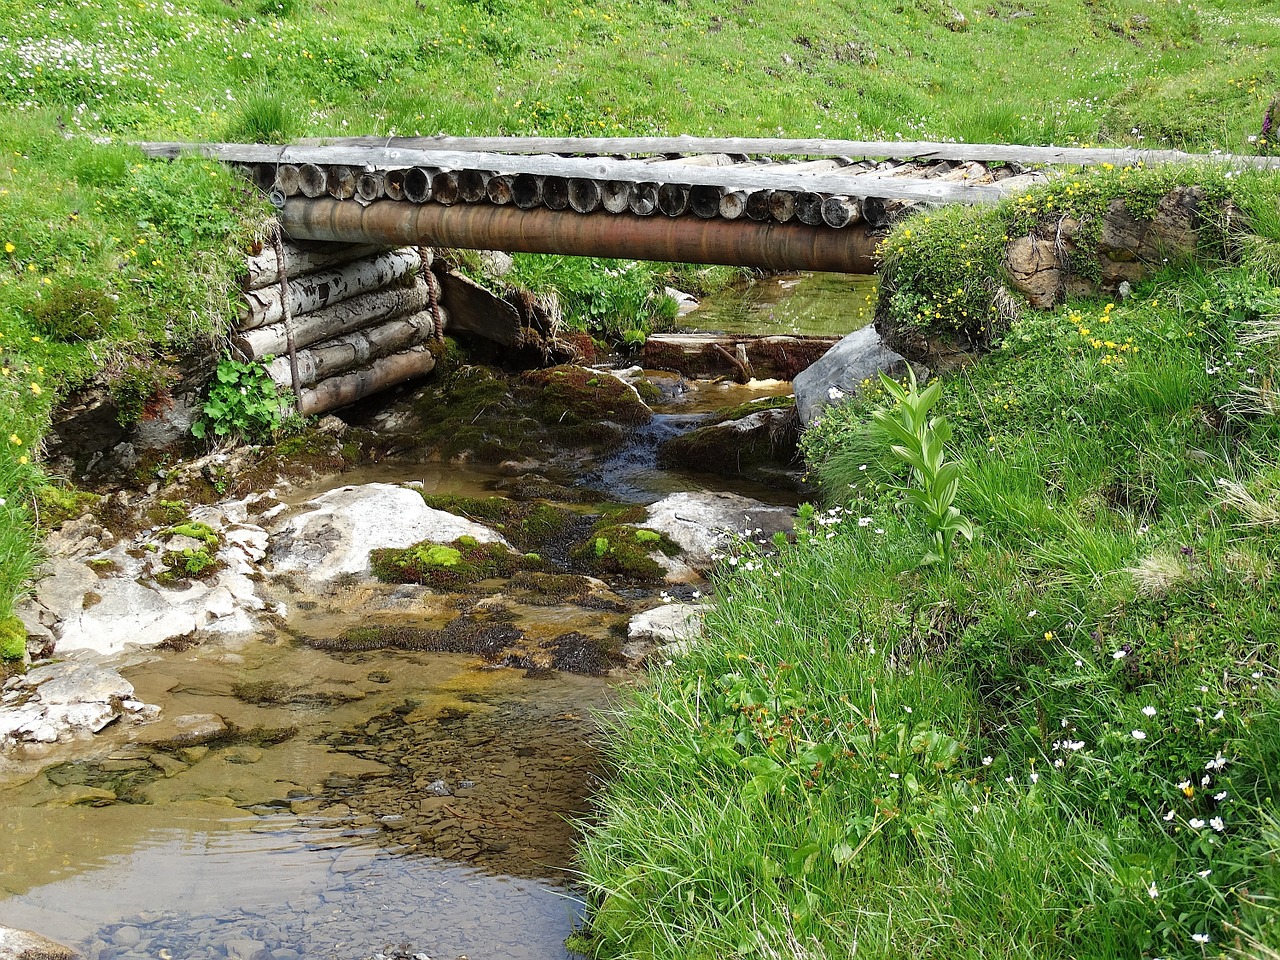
<box><xmin>681</xmin><ymin>271</ymin><xmax>878</xmax><ymax>338</ymax></box>
<box><xmin>0</xmin><ymin>641</ymin><xmax>612</xmax><ymax>959</ymax></box>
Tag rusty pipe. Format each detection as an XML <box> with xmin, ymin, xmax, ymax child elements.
<box><xmin>280</xmin><ymin>197</ymin><xmax>879</xmax><ymax>274</ymax></box>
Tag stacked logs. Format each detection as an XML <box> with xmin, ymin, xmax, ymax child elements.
<box><xmin>258</xmin><ymin>156</ymin><xmax>1030</xmax><ymax>231</ymax></box>
<box><xmin>235</xmin><ymin>240</ymin><xmax>446</xmax><ymax>416</ymax></box>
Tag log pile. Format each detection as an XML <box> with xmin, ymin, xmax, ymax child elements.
<box><xmin>255</xmin><ymin>154</ymin><xmax>1021</xmax><ymax>230</ymax></box>
<box><xmin>235</xmin><ymin>240</ymin><xmax>445</xmax><ymax>416</ymax></box>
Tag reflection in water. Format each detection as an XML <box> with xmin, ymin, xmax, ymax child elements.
<box><xmin>0</xmin><ymin>644</ymin><xmax>609</xmax><ymax>959</ymax></box>
<box><xmin>2</xmin><ymin>819</ymin><xmax>582</xmax><ymax>959</ymax></box>
<box><xmin>682</xmin><ymin>271</ymin><xmax>879</xmax><ymax>338</ymax></box>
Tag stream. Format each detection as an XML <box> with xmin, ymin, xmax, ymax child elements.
<box><xmin>0</xmin><ymin>271</ymin><xmax>872</xmax><ymax>960</ymax></box>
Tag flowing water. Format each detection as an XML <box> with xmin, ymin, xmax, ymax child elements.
<box><xmin>0</xmin><ymin>272</ymin><xmax>859</xmax><ymax>959</ymax></box>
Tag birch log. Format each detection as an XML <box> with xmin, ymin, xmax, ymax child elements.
<box><xmin>296</xmin><ymin>346</ymin><xmax>438</xmax><ymax>416</ymax></box>
<box><xmin>298</xmin><ymin>163</ymin><xmax>327</xmax><ymax>198</ymax></box>
<box><xmin>487</xmin><ymin>174</ymin><xmax>515</xmax><ymax>205</ymax></box>
<box><xmin>238</xmin><ymin>248</ymin><xmax>422</xmax><ymax>330</ymax></box>
<box><xmin>235</xmin><ymin>277</ymin><xmax>434</xmax><ymax>358</ymax></box>
<box><xmin>327</xmin><ymin>165</ymin><xmax>357</xmax><ymax>200</ymax></box>
<box><xmin>355</xmin><ymin>171</ymin><xmax>385</xmax><ymax>202</ymax></box>
<box><xmin>657</xmin><ymin>182</ymin><xmax>689</xmax><ymax>217</ymax></box>
<box><xmin>274</xmin><ymin>164</ymin><xmax>302</xmax><ymax>197</ymax></box>
<box><xmin>746</xmin><ymin>191</ymin><xmax>773</xmax><ymax>221</ymax></box>
<box><xmin>243</xmin><ymin>242</ymin><xmax>384</xmax><ymax>291</ymax></box>
<box><xmin>767</xmin><ymin>191</ymin><xmax>796</xmax><ymax>223</ymax></box>
<box><xmin>629</xmin><ymin>182</ymin><xmax>659</xmax><ymax>216</ymax></box>
<box><xmin>719</xmin><ymin>190</ymin><xmax>748</xmax><ymax>219</ymax></box>
<box><xmin>601</xmin><ymin>181</ymin><xmax>630</xmax><ymax>213</ymax></box>
<box><xmin>266</xmin><ymin>311</ymin><xmax>438</xmax><ymax>388</ymax></box>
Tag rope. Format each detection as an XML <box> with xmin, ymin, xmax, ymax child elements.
<box><xmin>270</xmin><ymin>223</ymin><xmax>302</xmax><ymax>397</ymax></box>
<box><xmin>420</xmin><ymin>245</ymin><xmax>445</xmax><ymax>345</ymax></box>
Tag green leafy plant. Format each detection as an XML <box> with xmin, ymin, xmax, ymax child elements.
<box><xmin>191</xmin><ymin>356</ymin><xmax>291</xmax><ymax>444</ymax></box>
<box><xmin>872</xmin><ymin>368</ymin><xmax>976</xmax><ymax>565</ymax></box>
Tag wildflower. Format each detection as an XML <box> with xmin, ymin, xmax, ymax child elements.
<box><xmin>1189</xmin><ymin>818</ymin><xmax>1206</xmax><ymax>829</ymax></box>
<box><xmin>1210</xmin><ymin>816</ymin><xmax>1225</xmax><ymax>832</ymax></box>
<box><xmin>1132</xmin><ymin>730</ymin><xmax>1147</xmax><ymax>740</ymax></box>
<box><xmin>1214</xmin><ymin>791</ymin><xmax>1227</xmax><ymax>801</ymax></box>
<box><xmin>1192</xmin><ymin>934</ymin><xmax>1210</xmax><ymax>944</ymax></box>
<box><xmin>858</xmin><ymin>517</ymin><xmax>872</xmax><ymax>527</ymax></box>
<box><xmin>3</xmin><ymin>242</ymin><xmax>12</xmax><ymax>253</ymax></box>
<box><xmin>1113</xmin><ymin>649</ymin><xmax>1128</xmax><ymax>660</ymax></box>
<box><xmin>7</xmin><ymin>434</ymin><xmax>19</xmax><ymax>445</ymax></box>
<box><xmin>1163</xmin><ymin>810</ymin><xmax>1176</xmax><ymax>821</ymax></box>
<box><xmin>18</xmin><ymin>455</ymin><xmax>27</xmax><ymax>465</ymax></box>
<box><xmin>1142</xmin><ymin>706</ymin><xmax>1157</xmax><ymax>717</ymax></box>
<box><xmin>1147</xmin><ymin>881</ymin><xmax>1158</xmax><ymax>899</ymax></box>
<box><xmin>1197</xmin><ymin>869</ymin><xmax>1212</xmax><ymax>878</ymax></box>
<box><xmin>30</xmin><ymin>383</ymin><xmax>41</xmax><ymax>395</ymax></box>
<box><xmin>981</xmin><ymin>756</ymin><xmax>993</xmax><ymax>766</ymax></box>
<box><xmin>1029</xmin><ymin>772</ymin><xmax>1039</xmax><ymax>784</ymax></box>
<box><xmin>1179</xmin><ymin>780</ymin><xmax>1194</xmax><ymax>797</ymax></box>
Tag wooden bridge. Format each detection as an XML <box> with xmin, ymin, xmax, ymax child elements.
<box><xmin>135</xmin><ymin>136</ymin><xmax>1276</xmax><ymax>416</ymax></box>
<box><xmin>139</xmin><ymin>136</ymin><xmax>1275</xmax><ymax>275</ymax></box>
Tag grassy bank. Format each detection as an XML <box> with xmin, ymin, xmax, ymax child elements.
<box><xmin>573</xmin><ymin>168</ymin><xmax>1280</xmax><ymax>957</ymax></box>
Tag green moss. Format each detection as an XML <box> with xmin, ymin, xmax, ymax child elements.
<box><xmin>0</xmin><ymin>616</ymin><xmax>26</xmax><ymax>660</ymax></box>
<box><xmin>570</xmin><ymin>520</ymin><xmax>680</xmax><ymax>581</ymax></box>
<box><xmin>146</xmin><ymin>499</ymin><xmax>190</xmax><ymax>528</ymax></box>
<box><xmin>33</xmin><ymin>485</ymin><xmax>100</xmax><ymax>529</ymax></box>
<box><xmin>525</xmin><ymin>365</ymin><xmax>652</xmax><ymax>430</ymax></box>
<box><xmin>165</xmin><ymin>521</ymin><xmax>219</xmax><ymax>546</ymax></box>
<box><xmin>420</xmin><ymin>494</ymin><xmax>578</xmax><ymax>553</ymax></box>
<box><xmin>370</xmin><ymin>537</ymin><xmax>542</xmax><ymax>589</ymax></box>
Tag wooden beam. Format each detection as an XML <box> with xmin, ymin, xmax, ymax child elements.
<box><xmin>173</xmin><ymin>135</ymin><xmax>1280</xmax><ymax>170</ymax></box>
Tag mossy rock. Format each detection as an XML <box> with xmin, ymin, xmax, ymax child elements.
<box><xmin>164</xmin><ymin>520</ymin><xmax>219</xmax><ymax>546</ymax></box>
<box><xmin>419</xmin><ymin>494</ymin><xmax>579</xmax><ymax>554</ymax></box>
<box><xmin>508</xmin><ymin>570</ymin><xmax>597</xmax><ymax>605</ymax></box>
<box><xmin>0</xmin><ymin>616</ymin><xmax>27</xmax><ymax>660</ymax></box>
<box><xmin>157</xmin><ymin>544</ymin><xmax>220</xmax><ymax>584</ymax></box>
<box><xmin>524</xmin><ymin>365</ymin><xmax>652</xmax><ymax>430</ymax></box>
<box><xmin>34</xmin><ymin>485</ymin><xmax>101</xmax><ymax>529</ymax></box>
<box><xmin>658</xmin><ymin>403</ymin><xmax>799</xmax><ymax>478</ymax></box>
<box><xmin>569</xmin><ymin>521</ymin><xmax>680</xmax><ymax>582</ymax></box>
<box><xmin>370</xmin><ymin>536</ymin><xmax>543</xmax><ymax>589</ymax></box>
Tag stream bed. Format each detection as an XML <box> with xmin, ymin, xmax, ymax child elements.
<box><xmin>0</xmin><ymin>270</ymin><xmax>873</xmax><ymax>960</ymax></box>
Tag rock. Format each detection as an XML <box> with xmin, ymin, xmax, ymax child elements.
<box><xmin>644</xmin><ymin>492</ymin><xmax>794</xmax><ymax>575</ymax></box>
<box><xmin>623</xmin><ymin>603</ymin><xmax>708</xmax><ymax>661</ymax></box>
<box><xmin>109</xmin><ymin>926</ymin><xmax>141</xmax><ymax>948</ymax></box>
<box><xmin>0</xmin><ymin>924</ymin><xmax>80</xmax><ymax>959</ymax></box>
<box><xmin>268</xmin><ymin>483</ymin><xmax>509</xmax><ymax>580</ymax></box>
<box><xmin>792</xmin><ymin>326</ymin><xmax>915</xmax><ymax>425</ymax></box>
<box><xmin>658</xmin><ymin>406</ymin><xmax>798</xmax><ymax>478</ymax></box>
<box><xmin>148</xmin><ymin>753</ymin><xmax>189</xmax><ymax>777</ymax></box>
<box><xmin>477</xmin><ymin>249</ymin><xmax>514</xmax><ymax>279</ymax></box>
<box><xmin>137</xmin><ymin>713</ymin><xmax>230</xmax><ymax>750</ymax></box>
<box><xmin>663</xmin><ymin>286</ymin><xmax>700</xmax><ymax>316</ymax></box>
<box><xmin>48</xmin><ymin>785</ymin><xmax>117</xmax><ymax>807</ymax></box>
<box><xmin>0</xmin><ymin>659</ymin><xmax>146</xmax><ymax>753</ymax></box>
<box><xmin>1004</xmin><ymin>236</ymin><xmax>1064</xmax><ymax>308</ymax></box>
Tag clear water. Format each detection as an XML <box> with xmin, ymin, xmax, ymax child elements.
<box><xmin>681</xmin><ymin>271</ymin><xmax>879</xmax><ymax>338</ymax></box>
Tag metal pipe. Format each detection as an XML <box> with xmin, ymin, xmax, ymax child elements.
<box><xmin>280</xmin><ymin>197</ymin><xmax>879</xmax><ymax>274</ymax></box>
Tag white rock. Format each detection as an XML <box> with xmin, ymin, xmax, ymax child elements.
<box><xmin>644</xmin><ymin>492</ymin><xmax>794</xmax><ymax>573</ymax></box>
<box><xmin>0</xmin><ymin>924</ymin><xmax>79</xmax><ymax>959</ymax></box>
<box><xmin>628</xmin><ymin>603</ymin><xmax>707</xmax><ymax>646</ymax></box>
<box><xmin>268</xmin><ymin>482</ymin><xmax>509</xmax><ymax>580</ymax></box>
<box><xmin>55</xmin><ymin>580</ymin><xmax>199</xmax><ymax>656</ymax></box>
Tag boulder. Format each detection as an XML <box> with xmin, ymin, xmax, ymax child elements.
<box><xmin>623</xmin><ymin>602</ymin><xmax>709</xmax><ymax>661</ymax></box>
<box><xmin>644</xmin><ymin>492</ymin><xmax>793</xmax><ymax>574</ymax></box>
<box><xmin>658</xmin><ymin>406</ymin><xmax>799</xmax><ymax>478</ymax></box>
<box><xmin>268</xmin><ymin>482</ymin><xmax>509</xmax><ymax>580</ymax></box>
<box><xmin>136</xmin><ymin>712</ymin><xmax>230</xmax><ymax>750</ymax></box>
<box><xmin>792</xmin><ymin>326</ymin><xmax>914</xmax><ymax>425</ymax></box>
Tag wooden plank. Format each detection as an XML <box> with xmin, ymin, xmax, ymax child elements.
<box><xmin>237</xmin><ymin>135</ymin><xmax>1280</xmax><ymax>169</ymax></box>
<box><xmin>438</xmin><ymin>270</ymin><xmax>524</xmax><ymax>348</ymax></box>
<box><xmin>138</xmin><ymin>142</ymin><xmax>1015</xmax><ymax>203</ymax></box>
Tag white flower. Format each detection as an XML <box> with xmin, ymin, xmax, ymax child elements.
<box><xmin>858</xmin><ymin>517</ymin><xmax>872</xmax><ymax>527</ymax></box>
<box><xmin>827</xmin><ymin>386</ymin><xmax>846</xmax><ymax>401</ymax></box>
<box><xmin>903</xmin><ymin>706</ymin><xmax>912</xmax><ymax>714</ymax></box>
<box><xmin>1142</xmin><ymin>706</ymin><xmax>1157</xmax><ymax>717</ymax></box>
<box><xmin>1197</xmin><ymin>869</ymin><xmax>1212</xmax><ymax>878</ymax></box>
<box><xmin>1065</xmin><ymin>740</ymin><xmax>1085</xmax><ymax>751</ymax></box>
<box><xmin>1212</xmin><ymin>710</ymin><xmax>1224</xmax><ymax>720</ymax></box>
<box><xmin>1028</xmin><ymin>609</ymin><xmax>1038</xmax><ymax>618</ymax></box>
<box><xmin>874</xmin><ymin>528</ymin><xmax>885</xmax><ymax>534</ymax></box>
<box><xmin>1113</xmin><ymin>650</ymin><xmax>1128</xmax><ymax>660</ymax></box>
<box><xmin>1214</xmin><ymin>791</ymin><xmax>1227</xmax><ymax>801</ymax></box>
<box><xmin>1206</xmin><ymin>753</ymin><xmax>1227</xmax><ymax>771</ymax></box>
<box><xmin>981</xmin><ymin>756</ymin><xmax>993</xmax><ymax>766</ymax></box>
<box><xmin>1201</xmin><ymin>775</ymin><xmax>1212</xmax><ymax>787</ymax></box>
<box><xmin>1147</xmin><ymin>881</ymin><xmax>1158</xmax><ymax>899</ymax></box>
<box><xmin>1189</xmin><ymin>818</ymin><xmax>1206</xmax><ymax>829</ymax></box>
<box><xmin>1029</xmin><ymin>772</ymin><xmax>1039</xmax><ymax>784</ymax></box>
<box><xmin>889</xmin><ymin>772</ymin><xmax>900</xmax><ymax>779</ymax></box>
<box><xmin>1210</xmin><ymin>816</ymin><xmax>1225</xmax><ymax>832</ymax></box>
<box><xmin>1192</xmin><ymin>933</ymin><xmax>1211</xmax><ymax>944</ymax></box>
<box><xmin>1132</xmin><ymin>730</ymin><xmax>1147</xmax><ymax>740</ymax></box>
<box><xmin>1054</xmin><ymin>758</ymin><xmax>1064</xmax><ymax>768</ymax></box>
<box><xmin>1163</xmin><ymin>810</ymin><xmax>1176</xmax><ymax>822</ymax></box>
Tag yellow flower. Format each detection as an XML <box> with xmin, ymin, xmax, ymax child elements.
<box><xmin>30</xmin><ymin>382</ymin><xmax>41</xmax><ymax>395</ymax></box>
<box><xmin>3</xmin><ymin>242</ymin><xmax>13</xmax><ymax>253</ymax></box>
<box><xmin>18</xmin><ymin>455</ymin><xmax>28</xmax><ymax>465</ymax></box>
<box><xmin>8</xmin><ymin>434</ymin><xmax>20</xmax><ymax>445</ymax></box>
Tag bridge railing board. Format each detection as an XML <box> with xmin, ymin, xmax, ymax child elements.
<box><xmin>137</xmin><ymin>142</ymin><xmax>1024</xmax><ymax>203</ymax></box>
<box><xmin>246</xmin><ymin>136</ymin><xmax>1280</xmax><ymax>170</ymax></box>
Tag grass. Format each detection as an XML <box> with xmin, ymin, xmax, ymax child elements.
<box><xmin>573</xmin><ymin>172</ymin><xmax>1280</xmax><ymax>956</ymax></box>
